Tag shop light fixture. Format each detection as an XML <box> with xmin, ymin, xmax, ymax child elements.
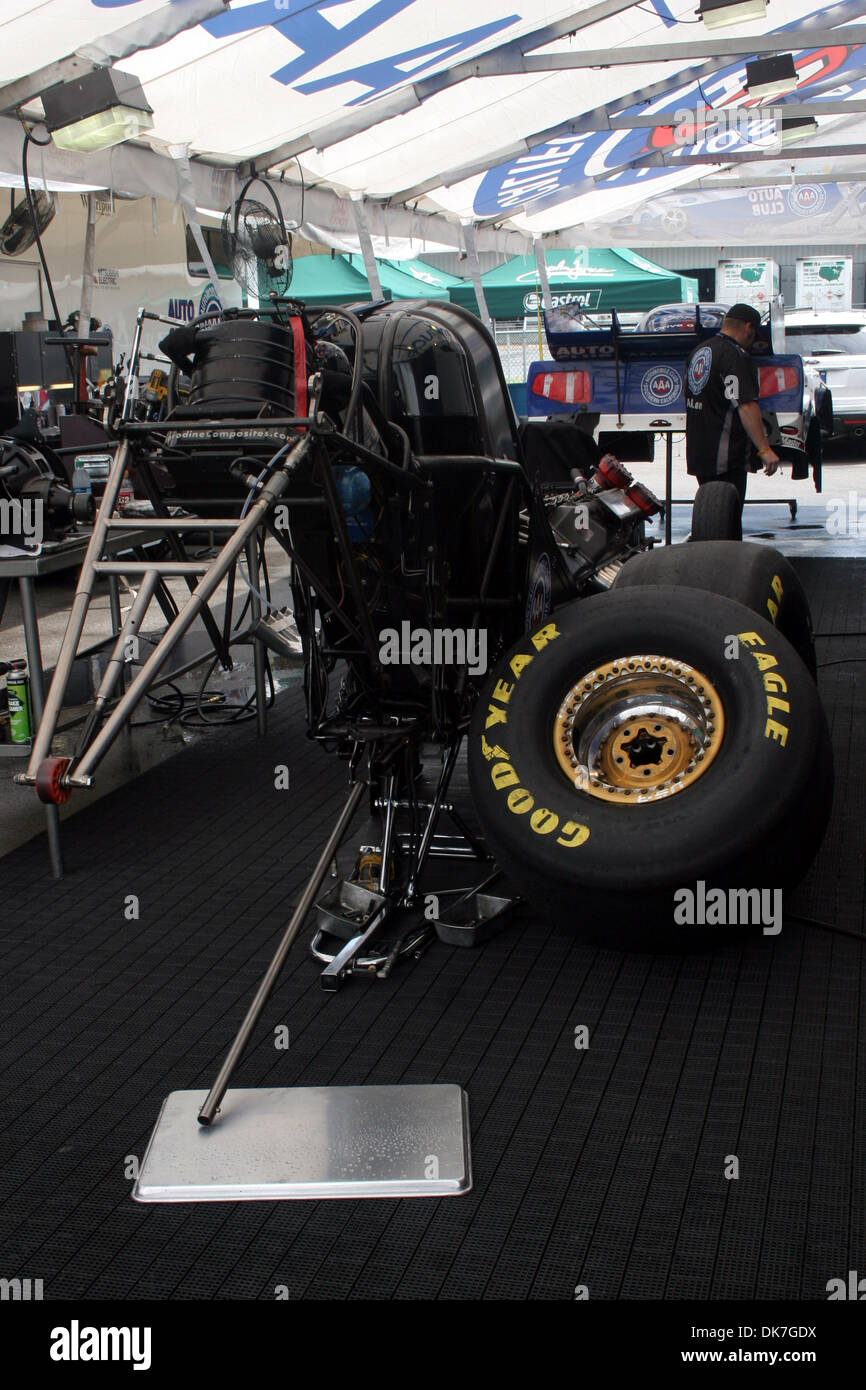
<box><xmin>42</xmin><ymin>68</ymin><xmax>153</xmax><ymax>154</ymax></box>
<box><xmin>745</xmin><ymin>53</ymin><xmax>798</xmax><ymax>98</ymax></box>
<box><xmin>778</xmin><ymin>115</ymin><xmax>818</xmax><ymax>145</ymax></box>
<box><xmin>698</xmin><ymin>0</ymin><xmax>768</xmax><ymax>28</ymax></box>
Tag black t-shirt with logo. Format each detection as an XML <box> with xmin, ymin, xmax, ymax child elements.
<box><xmin>685</xmin><ymin>332</ymin><xmax>760</xmax><ymax>476</ymax></box>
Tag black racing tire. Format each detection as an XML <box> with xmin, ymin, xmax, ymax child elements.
<box><xmin>468</xmin><ymin>588</ymin><xmax>832</xmax><ymax>950</ymax></box>
<box><xmin>613</xmin><ymin>540</ymin><xmax>817</xmax><ymax>679</ymax></box>
<box><xmin>690</xmin><ymin>480</ymin><xmax>742</xmax><ymax>542</ymax></box>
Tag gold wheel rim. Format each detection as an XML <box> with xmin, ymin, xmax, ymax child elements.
<box><xmin>553</xmin><ymin>654</ymin><xmax>725</xmax><ymax>804</ymax></box>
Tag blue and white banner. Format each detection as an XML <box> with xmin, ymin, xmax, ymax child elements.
<box><xmin>571</xmin><ymin>182</ymin><xmax>866</xmax><ymax>247</ymax></box>
<box><xmin>472</xmin><ymin>0</ymin><xmax>866</xmax><ymax>221</ymax></box>
<box><xmin>3</xmin><ymin>0</ymin><xmax>866</xmax><ymax>244</ymax></box>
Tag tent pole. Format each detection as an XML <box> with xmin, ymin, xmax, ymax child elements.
<box><xmin>461</xmin><ymin>221</ymin><xmax>492</xmax><ymax>332</ymax></box>
<box><xmin>171</xmin><ymin>144</ymin><xmax>222</xmax><ymax>302</ymax></box>
<box><xmin>534</xmin><ymin>235</ymin><xmax>552</xmax><ymax>357</ymax></box>
<box><xmin>78</xmin><ymin>192</ymin><xmax>96</xmax><ymax>337</ymax></box>
<box><xmin>350</xmin><ymin>195</ymin><xmax>384</xmax><ymax>300</ymax></box>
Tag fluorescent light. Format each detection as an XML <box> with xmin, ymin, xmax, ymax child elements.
<box><xmin>42</xmin><ymin>68</ymin><xmax>153</xmax><ymax>154</ymax></box>
<box><xmin>745</xmin><ymin>54</ymin><xmax>798</xmax><ymax>98</ymax></box>
<box><xmin>50</xmin><ymin>107</ymin><xmax>153</xmax><ymax>153</ymax></box>
<box><xmin>778</xmin><ymin>116</ymin><xmax>818</xmax><ymax>145</ymax></box>
<box><xmin>699</xmin><ymin>0</ymin><xmax>767</xmax><ymax>28</ymax></box>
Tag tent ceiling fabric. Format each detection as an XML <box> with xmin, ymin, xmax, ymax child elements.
<box><xmin>2</xmin><ymin>0</ymin><xmax>866</xmax><ymax>248</ymax></box>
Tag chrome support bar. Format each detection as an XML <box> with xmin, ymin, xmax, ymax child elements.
<box><xmin>405</xmin><ymin>738</ymin><xmax>463</xmax><ymax>902</ymax></box>
<box><xmin>90</xmin><ymin>569</ymin><xmax>159</xmax><ymax>715</ymax></box>
<box><xmin>106</xmin><ymin>517</ymin><xmax>243</xmax><ymax>530</ymax></box>
<box><xmin>198</xmin><ymin>778</ymin><xmax>367</xmax><ymax>1126</ymax></box>
<box><xmin>92</xmin><ymin>561</ymin><xmax>211</xmax><ymax>575</ymax></box>
<box><xmin>72</xmin><ymin>442</ymin><xmax>309</xmax><ymax>782</ymax></box>
<box><xmin>21</xmin><ymin>437</ymin><xmax>132</xmax><ymax>780</ymax></box>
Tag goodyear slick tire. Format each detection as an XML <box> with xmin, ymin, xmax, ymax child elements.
<box><xmin>690</xmin><ymin>480</ymin><xmax>742</xmax><ymax>542</ymax></box>
<box><xmin>468</xmin><ymin>588</ymin><xmax>831</xmax><ymax>950</ymax></box>
<box><xmin>613</xmin><ymin>539</ymin><xmax>817</xmax><ymax>680</ymax></box>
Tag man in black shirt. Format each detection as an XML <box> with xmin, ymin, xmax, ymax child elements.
<box><xmin>685</xmin><ymin>302</ymin><xmax>780</xmax><ymax>511</ymax></box>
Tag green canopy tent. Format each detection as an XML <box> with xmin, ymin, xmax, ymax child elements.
<box><xmin>270</xmin><ymin>254</ymin><xmax>457</xmax><ymax>305</ymax></box>
<box><xmin>448</xmin><ymin>248</ymin><xmax>697</xmax><ymax>319</ymax></box>
<box><xmin>377</xmin><ymin>258</ymin><xmax>464</xmax><ymax>299</ymax></box>
<box><xmin>272</xmin><ymin>253</ymin><xmax>370</xmax><ymax>305</ymax></box>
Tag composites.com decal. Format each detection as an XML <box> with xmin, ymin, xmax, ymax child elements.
<box><xmin>641</xmin><ymin>367</ymin><xmax>682</xmax><ymax>408</ymax></box>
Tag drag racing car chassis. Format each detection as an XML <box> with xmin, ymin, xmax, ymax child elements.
<box><xmin>19</xmin><ymin>298</ymin><xmax>832</xmax><ymax>1121</ymax></box>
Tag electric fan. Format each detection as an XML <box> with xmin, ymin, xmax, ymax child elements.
<box><xmin>222</xmin><ymin>176</ymin><xmax>293</xmax><ymax>298</ymax></box>
<box><xmin>0</xmin><ymin>192</ymin><xmax>55</xmax><ymax>257</ymax></box>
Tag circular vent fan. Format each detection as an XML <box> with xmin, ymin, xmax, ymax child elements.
<box><xmin>222</xmin><ymin>177</ymin><xmax>293</xmax><ymax>298</ymax></box>
<box><xmin>0</xmin><ymin>192</ymin><xmax>55</xmax><ymax>257</ymax></box>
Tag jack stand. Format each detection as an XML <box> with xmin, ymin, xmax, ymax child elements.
<box><xmin>308</xmin><ymin>735</ymin><xmax>493</xmax><ymax>988</ymax></box>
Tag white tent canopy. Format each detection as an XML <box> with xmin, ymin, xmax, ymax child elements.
<box><xmin>3</xmin><ymin>0</ymin><xmax>866</xmax><ymax>251</ymax></box>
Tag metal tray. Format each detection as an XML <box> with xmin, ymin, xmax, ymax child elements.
<box><xmin>315</xmin><ymin>879</ymin><xmax>387</xmax><ymax>942</ymax></box>
<box><xmin>434</xmin><ymin>892</ymin><xmax>514</xmax><ymax>948</ymax></box>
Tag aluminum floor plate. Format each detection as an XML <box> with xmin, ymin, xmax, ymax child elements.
<box><xmin>132</xmin><ymin>1085</ymin><xmax>472</xmax><ymax>1202</ymax></box>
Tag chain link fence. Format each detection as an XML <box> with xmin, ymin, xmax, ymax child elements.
<box><xmin>493</xmin><ymin>320</ymin><xmax>547</xmax><ymax>384</ymax></box>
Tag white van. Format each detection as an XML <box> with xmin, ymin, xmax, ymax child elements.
<box><xmin>785</xmin><ymin>307</ymin><xmax>866</xmax><ymax>442</ymax></box>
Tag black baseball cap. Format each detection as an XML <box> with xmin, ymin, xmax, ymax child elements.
<box><xmin>725</xmin><ymin>302</ymin><xmax>762</xmax><ymax>329</ymax></box>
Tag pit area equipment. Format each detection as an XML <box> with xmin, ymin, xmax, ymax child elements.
<box><xmin>19</xmin><ymin>296</ymin><xmax>831</xmax><ymax>1197</ymax></box>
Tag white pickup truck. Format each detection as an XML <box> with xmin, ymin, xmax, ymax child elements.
<box><xmin>785</xmin><ymin>307</ymin><xmax>866</xmax><ymax>445</ymax></box>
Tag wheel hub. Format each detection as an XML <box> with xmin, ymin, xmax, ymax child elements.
<box><xmin>553</xmin><ymin>654</ymin><xmax>724</xmax><ymax>803</ymax></box>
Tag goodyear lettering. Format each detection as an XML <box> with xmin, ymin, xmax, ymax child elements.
<box><xmin>480</xmin><ymin>626</ymin><xmax>588</xmax><ymax>846</ymax></box>
<box><xmin>737</xmin><ymin>631</ymin><xmax>790</xmax><ymax>746</ymax></box>
<box><xmin>556</xmin><ymin>819</ymin><xmax>591</xmax><ymax>848</ymax></box>
<box><xmin>481</xmin><ymin>735</ymin><xmax>510</xmax><ymax>762</ymax></box>
<box><xmin>486</xmin><ymin>760</ymin><xmax>589</xmax><ymax>846</ymax></box>
<box><xmin>485</xmin><ymin>703</ymin><xmax>508</xmax><ymax>729</ymax></box>
<box><xmin>531</xmin><ymin>622</ymin><xmax>560</xmax><ymax>651</ymax></box>
<box><xmin>510</xmin><ymin>652</ymin><xmax>533</xmax><ymax>678</ymax></box>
